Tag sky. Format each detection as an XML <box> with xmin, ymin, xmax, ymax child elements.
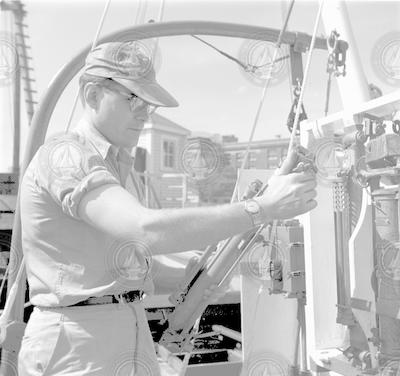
<box><xmin>1</xmin><ymin>0</ymin><xmax>400</xmax><ymax>171</ymax></box>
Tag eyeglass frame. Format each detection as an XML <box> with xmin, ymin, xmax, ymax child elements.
<box><xmin>101</xmin><ymin>78</ymin><xmax>158</xmax><ymax>115</ymax></box>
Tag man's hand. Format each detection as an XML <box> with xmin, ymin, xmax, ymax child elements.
<box><xmin>258</xmin><ymin>148</ymin><xmax>318</xmax><ymax>221</ymax></box>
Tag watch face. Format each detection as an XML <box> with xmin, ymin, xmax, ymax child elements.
<box><xmin>246</xmin><ymin>200</ymin><xmax>259</xmax><ymax>213</ymax></box>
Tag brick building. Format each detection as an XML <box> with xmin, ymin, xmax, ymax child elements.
<box><xmin>135</xmin><ymin>116</ymin><xmax>290</xmax><ymax>207</ymax></box>
<box><xmin>222</xmin><ymin>136</ymin><xmax>289</xmax><ymax>170</ymax></box>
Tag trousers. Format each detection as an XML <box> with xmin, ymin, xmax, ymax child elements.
<box><xmin>18</xmin><ymin>300</ymin><xmax>161</xmax><ymax>376</ymax></box>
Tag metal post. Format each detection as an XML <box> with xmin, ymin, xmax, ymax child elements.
<box><xmin>12</xmin><ymin>54</ymin><xmax>20</xmax><ymax>175</ymax></box>
<box><xmin>300</xmin><ymin>0</ymin><xmax>375</xmax><ymax>371</ymax></box>
<box><xmin>321</xmin><ymin>1</ymin><xmax>370</xmax><ymax>112</ymax></box>
<box><xmin>0</xmin><ymin>4</ymin><xmax>15</xmax><ymax>173</ymax></box>
<box><xmin>182</xmin><ymin>174</ymin><xmax>187</xmax><ymax>208</ymax></box>
<box><xmin>144</xmin><ymin>172</ymin><xmax>149</xmax><ymax>208</ymax></box>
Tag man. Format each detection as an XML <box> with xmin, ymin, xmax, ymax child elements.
<box><xmin>18</xmin><ymin>41</ymin><xmax>317</xmax><ymax>375</ymax></box>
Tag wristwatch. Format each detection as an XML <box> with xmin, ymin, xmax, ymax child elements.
<box><xmin>244</xmin><ymin>198</ymin><xmax>264</xmax><ymax>227</ymax></box>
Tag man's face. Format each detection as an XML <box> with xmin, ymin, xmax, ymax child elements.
<box><xmin>94</xmin><ymin>80</ymin><xmax>151</xmax><ymax>148</ymax></box>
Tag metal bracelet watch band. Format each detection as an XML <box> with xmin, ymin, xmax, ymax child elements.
<box><xmin>244</xmin><ymin>198</ymin><xmax>264</xmax><ymax>227</ymax></box>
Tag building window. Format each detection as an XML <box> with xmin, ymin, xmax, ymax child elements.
<box><xmin>249</xmin><ymin>151</ymin><xmax>258</xmax><ymax>168</ymax></box>
<box><xmin>162</xmin><ymin>139</ymin><xmax>176</xmax><ymax>169</ymax></box>
<box><xmin>235</xmin><ymin>152</ymin><xmax>243</xmax><ymax>169</ymax></box>
<box><xmin>267</xmin><ymin>148</ymin><xmax>279</xmax><ymax>169</ymax></box>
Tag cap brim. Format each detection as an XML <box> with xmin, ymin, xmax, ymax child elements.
<box><xmin>112</xmin><ymin>77</ymin><xmax>179</xmax><ymax>108</ymax></box>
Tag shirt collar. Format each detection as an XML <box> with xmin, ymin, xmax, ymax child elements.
<box><xmin>74</xmin><ymin>119</ymin><xmax>114</xmax><ymax>159</ymax></box>
<box><xmin>74</xmin><ymin>119</ymin><xmax>134</xmax><ymax>166</ymax></box>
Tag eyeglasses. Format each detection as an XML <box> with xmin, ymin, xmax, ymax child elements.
<box><xmin>102</xmin><ymin>79</ymin><xmax>158</xmax><ymax>115</ymax></box>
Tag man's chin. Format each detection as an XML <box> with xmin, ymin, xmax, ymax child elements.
<box><xmin>122</xmin><ymin>137</ymin><xmax>139</xmax><ymax>149</ymax></box>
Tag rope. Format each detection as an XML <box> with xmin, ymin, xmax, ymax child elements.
<box><xmin>241</xmin><ymin>0</ymin><xmax>295</xmax><ymax>168</ymax></box>
<box><xmin>134</xmin><ymin>0</ymin><xmax>148</xmax><ymax>25</ymax></box>
<box><xmin>65</xmin><ymin>0</ymin><xmax>112</xmax><ymax>133</ymax></box>
<box><xmin>191</xmin><ymin>34</ymin><xmax>248</xmax><ymax>70</ymax></box>
<box><xmin>324</xmin><ymin>70</ymin><xmax>332</xmax><ymax>116</ymax></box>
<box><xmin>288</xmin><ymin>0</ymin><xmax>325</xmax><ymax>153</ymax></box>
<box><xmin>152</xmin><ymin>0</ymin><xmax>166</xmax><ymax>64</ymax></box>
<box><xmin>191</xmin><ymin>34</ymin><xmax>289</xmax><ymax>74</ymax></box>
<box><xmin>156</xmin><ymin>0</ymin><xmax>166</xmax><ymax>23</ymax></box>
<box><xmin>230</xmin><ymin>0</ymin><xmax>295</xmax><ymax>204</ymax></box>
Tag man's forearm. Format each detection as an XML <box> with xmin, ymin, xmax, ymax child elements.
<box><xmin>78</xmin><ymin>184</ymin><xmax>263</xmax><ymax>254</ymax></box>
<box><xmin>79</xmin><ymin>167</ymin><xmax>317</xmax><ymax>255</ymax></box>
<box><xmin>140</xmin><ymin>202</ymin><xmax>256</xmax><ymax>255</ymax></box>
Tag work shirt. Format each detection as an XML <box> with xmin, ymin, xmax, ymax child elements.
<box><xmin>20</xmin><ymin>119</ymin><xmax>154</xmax><ymax>307</ymax></box>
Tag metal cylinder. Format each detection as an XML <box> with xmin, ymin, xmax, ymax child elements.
<box><xmin>333</xmin><ymin>180</ymin><xmax>353</xmax><ymax>325</ymax></box>
<box><xmin>373</xmin><ymin>189</ymin><xmax>400</xmax><ymax>361</ymax></box>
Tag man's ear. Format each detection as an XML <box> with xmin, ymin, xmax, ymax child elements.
<box><xmin>84</xmin><ymin>83</ymin><xmax>102</xmax><ymax>110</ymax></box>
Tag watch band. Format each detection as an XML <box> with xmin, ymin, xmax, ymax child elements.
<box><xmin>244</xmin><ymin>198</ymin><xmax>264</xmax><ymax>227</ymax></box>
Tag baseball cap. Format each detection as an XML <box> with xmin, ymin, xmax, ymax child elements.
<box><xmin>83</xmin><ymin>41</ymin><xmax>179</xmax><ymax>108</ymax></box>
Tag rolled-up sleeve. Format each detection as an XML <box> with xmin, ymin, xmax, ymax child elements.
<box><xmin>34</xmin><ymin>133</ymin><xmax>119</xmax><ymax>219</ymax></box>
